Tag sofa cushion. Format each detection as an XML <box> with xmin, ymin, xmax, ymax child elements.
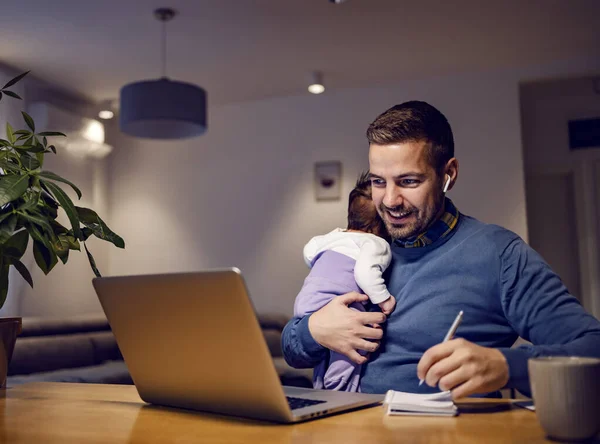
<box><xmin>90</xmin><ymin>331</ymin><xmax>123</xmax><ymax>363</ymax></box>
<box><xmin>19</xmin><ymin>315</ymin><xmax>111</xmax><ymax>337</ymax></box>
<box><xmin>7</xmin><ymin>360</ymin><xmax>132</xmax><ymax>385</ymax></box>
<box><xmin>256</xmin><ymin>314</ymin><xmax>289</xmax><ymax>331</ymax></box>
<box><xmin>8</xmin><ymin>331</ymin><xmax>119</xmax><ymax>375</ymax></box>
<box><xmin>272</xmin><ymin>357</ymin><xmax>313</xmax><ymax>388</ymax></box>
<box><xmin>262</xmin><ymin>328</ymin><xmax>283</xmax><ymax>357</ymax></box>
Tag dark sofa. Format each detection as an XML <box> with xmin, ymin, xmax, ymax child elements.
<box><xmin>7</xmin><ymin>314</ymin><xmax>312</xmax><ymax>387</ymax></box>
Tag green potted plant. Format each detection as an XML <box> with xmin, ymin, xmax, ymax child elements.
<box><xmin>0</xmin><ymin>71</ymin><xmax>124</xmax><ymax>387</ymax></box>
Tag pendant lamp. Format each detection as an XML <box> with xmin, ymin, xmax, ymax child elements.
<box><xmin>119</xmin><ymin>8</ymin><xmax>207</xmax><ymax>139</ymax></box>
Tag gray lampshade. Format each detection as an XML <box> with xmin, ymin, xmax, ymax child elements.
<box><xmin>119</xmin><ymin>78</ymin><xmax>207</xmax><ymax>139</ymax></box>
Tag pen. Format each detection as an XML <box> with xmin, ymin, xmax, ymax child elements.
<box><xmin>419</xmin><ymin>310</ymin><xmax>464</xmax><ymax>386</ymax></box>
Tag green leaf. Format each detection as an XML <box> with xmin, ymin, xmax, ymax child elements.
<box><xmin>81</xmin><ymin>227</ymin><xmax>93</xmax><ymax>241</ymax></box>
<box><xmin>2</xmin><ymin>71</ymin><xmax>29</xmax><ymax>90</ymax></box>
<box><xmin>2</xmin><ymin>90</ymin><xmax>22</xmax><ymax>100</ymax></box>
<box><xmin>37</xmin><ymin>131</ymin><xmax>66</xmax><ymax>137</ymax></box>
<box><xmin>0</xmin><ymin>139</ymin><xmax>10</xmax><ymax>147</ymax></box>
<box><xmin>21</xmin><ymin>153</ymin><xmax>40</xmax><ymax>170</ymax></box>
<box><xmin>27</xmin><ymin>223</ymin><xmax>58</xmax><ymax>274</ymax></box>
<box><xmin>0</xmin><ymin>211</ymin><xmax>14</xmax><ymax>225</ymax></box>
<box><xmin>5</xmin><ymin>122</ymin><xmax>15</xmax><ymax>144</ymax></box>
<box><xmin>84</xmin><ymin>243</ymin><xmax>101</xmax><ymax>277</ymax></box>
<box><xmin>0</xmin><ymin>262</ymin><xmax>9</xmax><ymax>309</ymax></box>
<box><xmin>12</xmin><ymin>259</ymin><xmax>33</xmax><ymax>288</ymax></box>
<box><xmin>41</xmin><ymin>190</ymin><xmax>58</xmax><ymax>206</ymax></box>
<box><xmin>76</xmin><ymin>206</ymin><xmax>124</xmax><ymax>248</ymax></box>
<box><xmin>50</xmin><ymin>220</ymin><xmax>68</xmax><ymax>235</ymax></box>
<box><xmin>17</xmin><ymin>210</ymin><xmax>53</xmax><ymax>235</ymax></box>
<box><xmin>48</xmin><ymin>145</ymin><xmax>56</xmax><ymax>154</ymax></box>
<box><xmin>52</xmin><ymin>235</ymin><xmax>70</xmax><ymax>264</ymax></box>
<box><xmin>40</xmin><ymin>192</ymin><xmax>58</xmax><ymax>219</ymax></box>
<box><xmin>21</xmin><ymin>112</ymin><xmax>35</xmax><ymax>132</ymax></box>
<box><xmin>35</xmin><ymin>152</ymin><xmax>44</xmax><ymax>168</ymax></box>
<box><xmin>0</xmin><ymin>214</ymin><xmax>17</xmax><ymax>244</ymax></box>
<box><xmin>55</xmin><ymin>245</ymin><xmax>69</xmax><ymax>264</ymax></box>
<box><xmin>14</xmin><ymin>130</ymin><xmax>31</xmax><ymax>136</ymax></box>
<box><xmin>26</xmin><ymin>220</ymin><xmax>51</xmax><ymax>244</ymax></box>
<box><xmin>42</xmin><ymin>136</ymin><xmax>47</xmax><ymax>147</ymax></box>
<box><xmin>32</xmin><ymin>239</ymin><xmax>57</xmax><ymax>275</ymax></box>
<box><xmin>41</xmin><ymin>180</ymin><xmax>82</xmax><ymax>240</ymax></box>
<box><xmin>0</xmin><ymin>158</ymin><xmax>21</xmax><ymax>173</ymax></box>
<box><xmin>3</xmin><ymin>229</ymin><xmax>29</xmax><ymax>259</ymax></box>
<box><xmin>38</xmin><ymin>171</ymin><xmax>82</xmax><ymax>199</ymax></box>
<box><xmin>14</xmin><ymin>143</ymin><xmax>45</xmax><ymax>153</ymax></box>
<box><xmin>16</xmin><ymin>194</ymin><xmax>39</xmax><ymax>212</ymax></box>
<box><xmin>65</xmin><ymin>234</ymin><xmax>80</xmax><ymax>250</ymax></box>
<box><xmin>0</xmin><ymin>174</ymin><xmax>30</xmax><ymax>207</ymax></box>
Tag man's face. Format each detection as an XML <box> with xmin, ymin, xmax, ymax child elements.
<box><xmin>368</xmin><ymin>141</ymin><xmax>445</xmax><ymax>241</ymax></box>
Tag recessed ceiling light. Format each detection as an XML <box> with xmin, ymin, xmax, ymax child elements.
<box><xmin>308</xmin><ymin>71</ymin><xmax>325</xmax><ymax>95</ymax></box>
<box><xmin>98</xmin><ymin>110</ymin><xmax>114</xmax><ymax>120</ymax></box>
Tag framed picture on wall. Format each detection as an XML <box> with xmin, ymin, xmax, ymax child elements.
<box><xmin>314</xmin><ymin>161</ymin><xmax>342</xmax><ymax>201</ymax></box>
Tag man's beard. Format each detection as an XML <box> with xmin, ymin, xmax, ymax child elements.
<box><xmin>380</xmin><ymin>193</ymin><xmax>445</xmax><ymax>242</ymax></box>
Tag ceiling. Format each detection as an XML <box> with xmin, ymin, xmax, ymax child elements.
<box><xmin>2</xmin><ymin>0</ymin><xmax>599</xmax><ymax>106</ymax></box>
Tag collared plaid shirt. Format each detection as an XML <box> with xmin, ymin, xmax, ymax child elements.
<box><xmin>394</xmin><ymin>198</ymin><xmax>460</xmax><ymax>248</ymax></box>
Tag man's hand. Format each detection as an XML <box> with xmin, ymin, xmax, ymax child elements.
<box><xmin>417</xmin><ymin>338</ymin><xmax>509</xmax><ymax>399</ymax></box>
<box><xmin>308</xmin><ymin>292</ymin><xmax>386</xmax><ymax>365</ymax></box>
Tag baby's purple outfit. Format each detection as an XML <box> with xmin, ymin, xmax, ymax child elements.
<box><xmin>294</xmin><ymin>250</ymin><xmax>367</xmax><ymax>392</ymax></box>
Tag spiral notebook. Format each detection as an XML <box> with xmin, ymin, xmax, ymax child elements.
<box><xmin>384</xmin><ymin>390</ymin><xmax>458</xmax><ymax>416</ymax></box>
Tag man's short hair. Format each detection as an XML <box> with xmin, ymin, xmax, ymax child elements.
<box><xmin>347</xmin><ymin>172</ymin><xmax>388</xmax><ymax>239</ymax></box>
<box><xmin>366</xmin><ymin>101</ymin><xmax>454</xmax><ymax>174</ymax></box>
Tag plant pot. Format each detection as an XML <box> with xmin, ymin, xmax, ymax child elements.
<box><xmin>0</xmin><ymin>318</ymin><xmax>22</xmax><ymax>388</ymax></box>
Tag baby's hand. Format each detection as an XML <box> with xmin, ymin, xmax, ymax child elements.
<box><xmin>378</xmin><ymin>296</ymin><xmax>396</xmax><ymax>316</ymax></box>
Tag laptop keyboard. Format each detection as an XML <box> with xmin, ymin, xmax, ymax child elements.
<box><xmin>286</xmin><ymin>396</ymin><xmax>327</xmax><ymax>410</ymax></box>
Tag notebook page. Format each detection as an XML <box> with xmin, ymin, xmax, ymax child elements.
<box><xmin>384</xmin><ymin>390</ymin><xmax>458</xmax><ymax>416</ymax></box>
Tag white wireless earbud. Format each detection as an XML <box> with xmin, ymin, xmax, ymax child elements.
<box><xmin>443</xmin><ymin>175</ymin><xmax>451</xmax><ymax>193</ymax></box>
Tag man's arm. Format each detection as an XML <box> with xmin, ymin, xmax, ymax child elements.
<box><xmin>418</xmin><ymin>235</ymin><xmax>600</xmax><ymax>398</ymax></box>
<box><xmin>282</xmin><ymin>315</ymin><xmax>328</xmax><ymax>369</ymax></box>
<box><xmin>496</xmin><ymin>237</ymin><xmax>600</xmax><ymax>395</ymax></box>
<box><xmin>417</xmin><ymin>237</ymin><xmax>600</xmax><ymax>398</ymax></box>
<box><xmin>283</xmin><ymin>292</ymin><xmax>386</xmax><ymax>368</ymax></box>
<box><xmin>286</xmin><ymin>249</ymin><xmax>367</xmax><ymax>368</ymax></box>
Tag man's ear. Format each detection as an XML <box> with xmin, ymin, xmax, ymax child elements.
<box><xmin>443</xmin><ymin>158</ymin><xmax>459</xmax><ymax>193</ymax></box>
<box><xmin>443</xmin><ymin>175</ymin><xmax>451</xmax><ymax>193</ymax></box>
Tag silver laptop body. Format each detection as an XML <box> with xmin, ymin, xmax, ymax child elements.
<box><xmin>93</xmin><ymin>269</ymin><xmax>383</xmax><ymax>423</ymax></box>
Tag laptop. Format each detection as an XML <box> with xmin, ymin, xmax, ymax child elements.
<box><xmin>92</xmin><ymin>268</ymin><xmax>383</xmax><ymax>423</ymax></box>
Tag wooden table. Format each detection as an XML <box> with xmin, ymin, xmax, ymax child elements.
<box><xmin>0</xmin><ymin>382</ymin><xmax>551</xmax><ymax>443</ymax></box>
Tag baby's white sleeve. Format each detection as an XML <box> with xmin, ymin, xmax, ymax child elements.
<box><xmin>354</xmin><ymin>239</ymin><xmax>392</xmax><ymax>304</ymax></box>
<box><xmin>303</xmin><ymin>237</ymin><xmax>319</xmax><ymax>268</ymax></box>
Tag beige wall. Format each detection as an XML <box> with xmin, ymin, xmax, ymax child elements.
<box><xmin>3</xmin><ymin>55</ymin><xmax>600</xmax><ymax>319</ymax></box>
<box><xmin>106</xmin><ymin>70</ymin><xmax>528</xmax><ymax>317</ymax></box>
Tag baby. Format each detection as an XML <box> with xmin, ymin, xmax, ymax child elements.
<box><xmin>294</xmin><ymin>172</ymin><xmax>395</xmax><ymax>392</ymax></box>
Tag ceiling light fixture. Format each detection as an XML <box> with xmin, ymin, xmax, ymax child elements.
<box><xmin>98</xmin><ymin>110</ymin><xmax>114</xmax><ymax>120</ymax></box>
<box><xmin>119</xmin><ymin>8</ymin><xmax>207</xmax><ymax>139</ymax></box>
<box><xmin>308</xmin><ymin>71</ymin><xmax>325</xmax><ymax>95</ymax></box>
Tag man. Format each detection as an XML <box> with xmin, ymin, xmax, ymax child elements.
<box><xmin>282</xmin><ymin>101</ymin><xmax>600</xmax><ymax>398</ymax></box>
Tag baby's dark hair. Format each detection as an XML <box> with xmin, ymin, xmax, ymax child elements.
<box><xmin>347</xmin><ymin>172</ymin><xmax>389</xmax><ymax>240</ymax></box>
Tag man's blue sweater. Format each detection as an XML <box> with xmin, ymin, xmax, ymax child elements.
<box><xmin>282</xmin><ymin>214</ymin><xmax>600</xmax><ymax>395</ymax></box>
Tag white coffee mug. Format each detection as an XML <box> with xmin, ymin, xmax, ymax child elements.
<box><xmin>528</xmin><ymin>357</ymin><xmax>600</xmax><ymax>441</ymax></box>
